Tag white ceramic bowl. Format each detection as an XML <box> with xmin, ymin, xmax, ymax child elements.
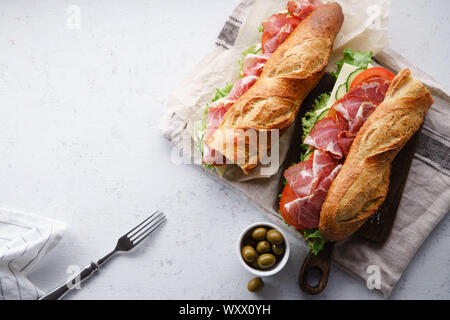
<box><xmin>237</xmin><ymin>221</ymin><xmax>290</xmax><ymax>277</ymax></box>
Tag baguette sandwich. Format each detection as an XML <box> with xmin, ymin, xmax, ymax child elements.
<box><xmin>279</xmin><ymin>51</ymin><xmax>434</xmax><ymax>252</ymax></box>
<box><xmin>198</xmin><ymin>1</ymin><xmax>344</xmax><ymax>174</ymax></box>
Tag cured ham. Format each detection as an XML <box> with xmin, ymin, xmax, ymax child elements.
<box><xmin>227</xmin><ymin>76</ymin><xmax>258</xmax><ymax>100</ymax></box>
<box><xmin>282</xmin><ymin>150</ymin><xmax>341</xmax><ymax>229</ymax></box>
<box><xmin>287</xmin><ymin>0</ymin><xmax>315</xmax><ymax>20</ymax></box>
<box><xmin>242</xmin><ymin>53</ymin><xmax>269</xmax><ymax>77</ymax></box>
<box><xmin>261</xmin><ymin>13</ymin><xmax>291</xmax><ymax>54</ymax></box>
<box><xmin>303</xmin><ymin>118</ymin><xmax>346</xmax><ymax>159</ymax></box>
<box><xmin>284</xmin><ymin>192</ymin><xmax>327</xmax><ymax>229</ymax></box>
<box><xmin>284</xmin><ymin>156</ymin><xmax>315</xmax><ymax>198</ymax></box>
<box><xmin>203</xmin><ymin>98</ymin><xmax>234</xmax><ymax>164</ymax></box>
<box><xmin>337</xmin><ymin>130</ymin><xmax>356</xmax><ymax>158</ymax></box>
<box><xmin>345</xmin><ymin>78</ymin><xmax>390</xmax><ymax>104</ymax></box>
<box><xmin>287</xmin><ymin>16</ymin><xmax>302</xmax><ymax>30</ymax></box>
<box><xmin>333</xmin><ymin>78</ymin><xmax>390</xmax><ymax>132</ymax></box>
<box><xmin>262</xmin><ymin>0</ymin><xmax>321</xmax><ymax>54</ymax></box>
<box><xmin>262</xmin><ymin>13</ymin><xmax>288</xmax><ymax>37</ymax></box>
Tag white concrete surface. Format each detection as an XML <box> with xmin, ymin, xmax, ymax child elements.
<box><xmin>0</xmin><ymin>0</ymin><xmax>448</xmax><ymax>300</ymax></box>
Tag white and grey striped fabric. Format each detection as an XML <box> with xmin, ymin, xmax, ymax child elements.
<box><xmin>0</xmin><ymin>208</ymin><xmax>65</xmax><ymax>300</ymax></box>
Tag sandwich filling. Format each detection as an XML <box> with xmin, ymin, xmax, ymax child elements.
<box><xmin>280</xmin><ymin>51</ymin><xmax>396</xmax><ymax>254</ymax></box>
<box><xmin>199</xmin><ymin>0</ymin><xmax>323</xmax><ymax>169</ymax></box>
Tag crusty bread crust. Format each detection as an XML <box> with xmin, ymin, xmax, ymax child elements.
<box><xmin>319</xmin><ymin>69</ymin><xmax>434</xmax><ymax>241</ymax></box>
<box><xmin>207</xmin><ymin>3</ymin><xmax>344</xmax><ymax>174</ymax></box>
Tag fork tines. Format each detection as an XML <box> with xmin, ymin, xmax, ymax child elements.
<box><xmin>127</xmin><ymin>210</ymin><xmax>166</xmax><ymax>245</ymax></box>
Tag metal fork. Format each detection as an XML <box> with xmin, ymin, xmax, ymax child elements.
<box><xmin>39</xmin><ymin>210</ymin><xmax>166</xmax><ymax>300</ymax></box>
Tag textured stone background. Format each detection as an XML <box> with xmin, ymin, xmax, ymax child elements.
<box><xmin>0</xmin><ymin>0</ymin><xmax>448</xmax><ymax>299</ymax></box>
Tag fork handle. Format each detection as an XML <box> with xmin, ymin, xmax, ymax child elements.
<box><xmin>39</xmin><ymin>261</ymin><xmax>100</xmax><ymax>300</ymax></box>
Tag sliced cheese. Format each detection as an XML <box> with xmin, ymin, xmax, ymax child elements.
<box><xmin>326</xmin><ymin>63</ymin><xmax>374</xmax><ymax>109</ymax></box>
<box><xmin>327</xmin><ymin>63</ymin><xmax>359</xmax><ymax>108</ymax></box>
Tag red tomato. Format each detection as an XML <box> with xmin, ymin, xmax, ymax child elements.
<box><xmin>279</xmin><ymin>183</ymin><xmax>302</xmax><ymax>228</ymax></box>
<box><xmin>279</xmin><ymin>160</ymin><xmax>315</xmax><ymax>231</ymax></box>
<box><xmin>350</xmin><ymin>67</ymin><xmax>395</xmax><ymax>89</ymax></box>
<box><xmin>327</xmin><ymin>106</ymin><xmax>337</xmax><ymax>120</ymax></box>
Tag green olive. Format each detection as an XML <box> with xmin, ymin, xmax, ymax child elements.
<box><xmin>266</xmin><ymin>229</ymin><xmax>284</xmax><ymax>245</ymax></box>
<box><xmin>257</xmin><ymin>253</ymin><xmax>277</xmax><ymax>269</ymax></box>
<box><xmin>241</xmin><ymin>245</ymin><xmax>257</xmax><ymax>263</ymax></box>
<box><xmin>256</xmin><ymin>240</ymin><xmax>271</xmax><ymax>254</ymax></box>
<box><xmin>247</xmin><ymin>277</ymin><xmax>264</xmax><ymax>292</ymax></box>
<box><xmin>251</xmin><ymin>227</ymin><xmax>267</xmax><ymax>241</ymax></box>
<box><xmin>272</xmin><ymin>243</ymin><xmax>285</xmax><ymax>256</ymax></box>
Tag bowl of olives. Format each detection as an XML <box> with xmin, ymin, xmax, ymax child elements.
<box><xmin>237</xmin><ymin>222</ymin><xmax>290</xmax><ymax>277</ymax></box>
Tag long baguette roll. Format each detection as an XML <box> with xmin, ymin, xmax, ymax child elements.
<box><xmin>207</xmin><ymin>3</ymin><xmax>344</xmax><ymax>174</ymax></box>
<box><xmin>319</xmin><ymin>69</ymin><xmax>434</xmax><ymax>241</ymax></box>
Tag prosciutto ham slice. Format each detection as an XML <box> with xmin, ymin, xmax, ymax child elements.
<box><xmin>262</xmin><ymin>0</ymin><xmax>321</xmax><ymax>54</ymax></box>
<box><xmin>262</xmin><ymin>18</ymin><xmax>293</xmax><ymax>54</ymax></box>
<box><xmin>333</xmin><ymin>78</ymin><xmax>390</xmax><ymax>132</ymax></box>
<box><xmin>284</xmin><ymin>156</ymin><xmax>315</xmax><ymax>198</ymax></box>
<box><xmin>203</xmin><ymin>98</ymin><xmax>234</xmax><ymax>164</ymax></box>
<box><xmin>262</xmin><ymin>13</ymin><xmax>288</xmax><ymax>37</ymax></box>
<box><xmin>227</xmin><ymin>75</ymin><xmax>258</xmax><ymax>100</ymax></box>
<box><xmin>282</xmin><ymin>150</ymin><xmax>341</xmax><ymax>229</ymax></box>
<box><xmin>345</xmin><ymin>78</ymin><xmax>390</xmax><ymax>104</ymax></box>
<box><xmin>284</xmin><ymin>192</ymin><xmax>327</xmax><ymax>229</ymax></box>
<box><xmin>303</xmin><ymin>118</ymin><xmax>346</xmax><ymax>159</ymax></box>
<box><xmin>287</xmin><ymin>0</ymin><xmax>316</xmax><ymax>20</ymax></box>
<box><xmin>242</xmin><ymin>53</ymin><xmax>270</xmax><ymax>77</ymax></box>
<box><xmin>337</xmin><ymin>130</ymin><xmax>356</xmax><ymax>158</ymax></box>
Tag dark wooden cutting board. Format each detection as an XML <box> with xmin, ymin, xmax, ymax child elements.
<box><xmin>274</xmin><ymin>73</ymin><xmax>421</xmax><ymax>294</ymax></box>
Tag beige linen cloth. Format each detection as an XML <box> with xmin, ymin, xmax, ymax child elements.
<box><xmin>160</xmin><ymin>0</ymin><xmax>450</xmax><ymax>297</ymax></box>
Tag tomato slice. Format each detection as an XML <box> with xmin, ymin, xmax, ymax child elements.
<box><xmin>327</xmin><ymin>106</ymin><xmax>337</xmax><ymax>120</ymax></box>
<box><xmin>280</xmin><ymin>183</ymin><xmax>300</xmax><ymax>228</ymax></box>
<box><xmin>350</xmin><ymin>67</ymin><xmax>395</xmax><ymax>89</ymax></box>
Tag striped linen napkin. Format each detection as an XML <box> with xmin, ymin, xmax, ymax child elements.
<box><xmin>160</xmin><ymin>0</ymin><xmax>450</xmax><ymax>297</ymax></box>
<box><xmin>0</xmin><ymin>208</ymin><xmax>65</xmax><ymax>300</ymax></box>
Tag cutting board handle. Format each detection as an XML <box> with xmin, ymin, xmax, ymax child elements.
<box><xmin>298</xmin><ymin>242</ymin><xmax>334</xmax><ymax>295</ymax></box>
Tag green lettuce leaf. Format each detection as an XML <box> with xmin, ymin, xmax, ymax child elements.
<box><xmin>299</xmin><ymin>149</ymin><xmax>313</xmax><ymax>162</ymax></box>
<box><xmin>211</xmin><ymin>83</ymin><xmax>234</xmax><ymax>103</ymax></box>
<box><xmin>300</xmin><ymin>93</ymin><xmax>330</xmax><ymax>155</ymax></box>
<box><xmin>258</xmin><ymin>24</ymin><xmax>264</xmax><ymax>33</ymax></box>
<box><xmin>196</xmin><ymin>118</ymin><xmax>207</xmax><ymax>155</ymax></box>
<box><xmin>331</xmin><ymin>49</ymin><xmax>373</xmax><ymax>78</ymax></box>
<box><xmin>304</xmin><ymin>229</ymin><xmax>327</xmax><ymax>255</ymax></box>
